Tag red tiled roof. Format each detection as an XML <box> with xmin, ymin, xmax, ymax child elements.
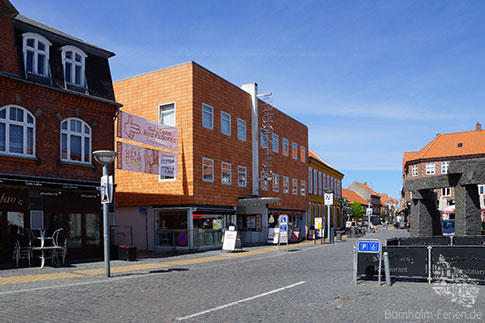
<box><xmin>407</xmin><ymin>126</ymin><xmax>485</xmax><ymax>162</ymax></box>
<box><xmin>342</xmin><ymin>189</ymin><xmax>368</xmax><ymax>205</ymax></box>
<box><xmin>356</xmin><ymin>182</ymin><xmax>379</xmax><ymax>196</ymax></box>
<box><xmin>308</xmin><ymin>149</ymin><xmax>340</xmax><ymax>174</ymax></box>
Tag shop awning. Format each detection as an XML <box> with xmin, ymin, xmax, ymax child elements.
<box><xmin>238</xmin><ymin>197</ymin><xmax>281</xmax><ymax>207</ymax></box>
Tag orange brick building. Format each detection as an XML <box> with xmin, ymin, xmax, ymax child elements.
<box><xmin>0</xmin><ymin>1</ymin><xmax>120</xmax><ymax>262</ymax></box>
<box><xmin>113</xmin><ymin>62</ymin><xmax>308</xmax><ymax>250</ymax></box>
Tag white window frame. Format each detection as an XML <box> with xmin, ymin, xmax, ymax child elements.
<box><xmin>237</xmin><ymin>118</ymin><xmax>246</xmax><ymax>141</ymax></box>
<box><xmin>300</xmin><ymin>146</ymin><xmax>306</xmax><ymax>162</ymax></box>
<box><xmin>272</xmin><ymin>134</ymin><xmax>279</xmax><ymax>153</ymax></box>
<box><xmin>282</xmin><ymin>138</ymin><xmax>289</xmax><ymax>156</ymax></box>
<box><xmin>301</xmin><ymin>180</ymin><xmax>306</xmax><ymax>196</ymax></box>
<box><xmin>159</xmin><ymin>102</ymin><xmax>176</xmax><ymax>127</ymax></box>
<box><xmin>60</xmin><ymin>117</ymin><xmax>92</xmax><ymax>164</ymax></box>
<box><xmin>441</xmin><ymin>161</ymin><xmax>449</xmax><ymax>174</ymax></box>
<box><xmin>22</xmin><ymin>32</ymin><xmax>51</xmax><ymax>77</ymax></box>
<box><xmin>61</xmin><ymin>45</ymin><xmax>88</xmax><ymax>89</ymax></box>
<box><xmin>273</xmin><ymin>173</ymin><xmax>279</xmax><ymax>192</ymax></box>
<box><xmin>221</xmin><ymin>162</ymin><xmax>232</xmax><ymax>185</ymax></box>
<box><xmin>221</xmin><ymin>111</ymin><xmax>231</xmax><ymax>136</ymax></box>
<box><xmin>292</xmin><ymin>178</ymin><xmax>298</xmax><ymax>195</ymax></box>
<box><xmin>426</xmin><ymin>162</ymin><xmax>435</xmax><ymax>175</ymax></box>
<box><xmin>478</xmin><ymin>184</ymin><xmax>484</xmax><ymax>195</ymax></box>
<box><xmin>291</xmin><ymin>142</ymin><xmax>298</xmax><ymax>159</ymax></box>
<box><xmin>441</xmin><ymin>187</ymin><xmax>451</xmax><ymax>197</ymax></box>
<box><xmin>260</xmin><ymin>129</ymin><xmax>268</xmax><ymax>148</ymax></box>
<box><xmin>0</xmin><ymin>105</ymin><xmax>36</xmax><ymax>157</ymax></box>
<box><xmin>411</xmin><ymin>165</ymin><xmax>418</xmax><ymax>177</ymax></box>
<box><xmin>283</xmin><ymin>176</ymin><xmax>289</xmax><ymax>194</ymax></box>
<box><xmin>313</xmin><ymin>169</ymin><xmax>318</xmax><ymax>195</ymax></box>
<box><xmin>238</xmin><ymin>166</ymin><xmax>247</xmax><ymax>187</ymax></box>
<box><xmin>202</xmin><ymin>103</ymin><xmax>214</xmax><ymax>130</ymax></box>
<box><xmin>202</xmin><ymin>157</ymin><xmax>214</xmax><ymax>182</ymax></box>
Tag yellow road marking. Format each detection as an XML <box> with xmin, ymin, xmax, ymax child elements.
<box><xmin>0</xmin><ymin>272</ymin><xmax>81</xmax><ymax>285</ymax></box>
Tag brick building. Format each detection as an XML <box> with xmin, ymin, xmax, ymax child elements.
<box><xmin>113</xmin><ymin>62</ymin><xmax>308</xmax><ymax>250</ymax></box>
<box><xmin>402</xmin><ymin>123</ymin><xmax>485</xmax><ymax>224</ymax></box>
<box><xmin>346</xmin><ymin>181</ymin><xmax>382</xmax><ymax>224</ymax></box>
<box><xmin>307</xmin><ymin>150</ymin><xmax>344</xmax><ymax>237</ymax></box>
<box><xmin>0</xmin><ymin>0</ymin><xmax>120</xmax><ymax>262</ymax></box>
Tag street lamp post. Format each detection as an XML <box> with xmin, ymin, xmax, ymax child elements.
<box><xmin>93</xmin><ymin>150</ymin><xmax>118</xmax><ymax>278</ymax></box>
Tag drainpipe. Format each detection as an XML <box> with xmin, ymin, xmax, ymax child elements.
<box><xmin>241</xmin><ymin>83</ymin><xmax>258</xmax><ymax>196</ymax></box>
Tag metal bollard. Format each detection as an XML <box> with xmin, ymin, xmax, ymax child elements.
<box><xmin>383</xmin><ymin>251</ymin><xmax>391</xmax><ymax>286</ymax></box>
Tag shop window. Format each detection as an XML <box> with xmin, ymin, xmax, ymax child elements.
<box><xmin>61</xmin><ymin>45</ymin><xmax>87</xmax><ymax>91</ymax></box>
<box><xmin>0</xmin><ymin>105</ymin><xmax>35</xmax><ymax>157</ymax></box>
<box><xmin>292</xmin><ymin>142</ymin><xmax>298</xmax><ymax>159</ymax></box>
<box><xmin>86</xmin><ymin>213</ymin><xmax>100</xmax><ymax>246</ymax></box>
<box><xmin>221</xmin><ymin>162</ymin><xmax>232</xmax><ymax>185</ymax></box>
<box><xmin>292</xmin><ymin>178</ymin><xmax>298</xmax><ymax>195</ymax></box>
<box><xmin>272</xmin><ymin>134</ymin><xmax>279</xmax><ymax>153</ymax></box>
<box><xmin>155</xmin><ymin>210</ymin><xmax>188</xmax><ymax>247</ymax></box>
<box><xmin>300</xmin><ymin>146</ymin><xmax>306</xmax><ymax>162</ymax></box>
<box><xmin>282</xmin><ymin>138</ymin><xmax>289</xmax><ymax>156</ymax></box>
<box><xmin>238</xmin><ymin>166</ymin><xmax>247</xmax><ymax>187</ymax></box>
<box><xmin>61</xmin><ymin>118</ymin><xmax>91</xmax><ymax>164</ymax></box>
<box><xmin>221</xmin><ymin>111</ymin><xmax>231</xmax><ymax>136</ymax></box>
<box><xmin>67</xmin><ymin>213</ymin><xmax>82</xmax><ymax>248</ymax></box>
<box><xmin>203</xmin><ymin>158</ymin><xmax>214</xmax><ymax>182</ymax></box>
<box><xmin>283</xmin><ymin>176</ymin><xmax>289</xmax><ymax>194</ymax></box>
<box><xmin>22</xmin><ymin>32</ymin><xmax>51</xmax><ymax>78</ymax></box>
<box><xmin>236</xmin><ymin>214</ymin><xmax>262</xmax><ymax>232</ymax></box>
<box><xmin>273</xmin><ymin>173</ymin><xmax>279</xmax><ymax>192</ymax></box>
<box><xmin>159</xmin><ymin>102</ymin><xmax>175</xmax><ymax>126</ymax></box>
<box><xmin>202</xmin><ymin>103</ymin><xmax>213</xmax><ymax>130</ymax></box>
<box><xmin>237</xmin><ymin>118</ymin><xmax>246</xmax><ymax>141</ymax></box>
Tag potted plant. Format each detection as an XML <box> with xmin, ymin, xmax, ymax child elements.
<box><xmin>117</xmin><ymin>244</ymin><xmax>137</xmax><ymax>261</ymax></box>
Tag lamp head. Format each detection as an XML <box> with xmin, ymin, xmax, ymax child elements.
<box><xmin>93</xmin><ymin>150</ymin><xmax>117</xmax><ymax>165</ymax></box>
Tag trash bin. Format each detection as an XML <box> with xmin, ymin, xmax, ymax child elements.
<box><xmin>329</xmin><ymin>227</ymin><xmax>335</xmax><ymax>244</ymax></box>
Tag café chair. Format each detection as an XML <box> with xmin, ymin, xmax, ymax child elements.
<box><xmin>52</xmin><ymin>228</ymin><xmax>67</xmax><ymax>264</ymax></box>
<box><xmin>12</xmin><ymin>239</ymin><xmax>32</xmax><ymax>268</ymax></box>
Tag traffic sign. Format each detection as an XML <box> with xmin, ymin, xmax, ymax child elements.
<box><xmin>177</xmin><ymin>232</ymin><xmax>188</xmax><ymax>246</ymax></box>
<box><xmin>366</xmin><ymin>208</ymin><xmax>372</xmax><ymax>216</ymax></box>
<box><xmin>324</xmin><ymin>193</ymin><xmax>333</xmax><ymax>205</ymax></box>
<box><xmin>357</xmin><ymin>241</ymin><xmax>380</xmax><ymax>253</ymax></box>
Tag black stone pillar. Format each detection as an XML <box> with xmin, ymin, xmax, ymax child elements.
<box><xmin>455</xmin><ymin>184</ymin><xmax>481</xmax><ymax>236</ymax></box>
<box><xmin>410</xmin><ymin>189</ymin><xmax>442</xmax><ymax>237</ymax></box>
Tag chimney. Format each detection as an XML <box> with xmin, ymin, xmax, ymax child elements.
<box><xmin>476</xmin><ymin>122</ymin><xmax>482</xmax><ymax>132</ymax></box>
<box><xmin>364</xmin><ymin>182</ymin><xmax>367</xmax><ymax>186</ymax></box>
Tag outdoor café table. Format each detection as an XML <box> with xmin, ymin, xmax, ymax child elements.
<box><xmin>31</xmin><ymin>245</ymin><xmax>64</xmax><ymax>269</ymax></box>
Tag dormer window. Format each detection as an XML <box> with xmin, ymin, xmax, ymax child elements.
<box><xmin>61</xmin><ymin>46</ymin><xmax>88</xmax><ymax>90</ymax></box>
<box><xmin>22</xmin><ymin>33</ymin><xmax>51</xmax><ymax>77</ymax></box>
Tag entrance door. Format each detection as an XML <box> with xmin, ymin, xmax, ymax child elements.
<box><xmin>0</xmin><ymin>211</ymin><xmax>26</xmax><ymax>262</ymax></box>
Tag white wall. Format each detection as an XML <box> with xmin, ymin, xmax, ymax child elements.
<box><xmin>115</xmin><ymin>206</ymin><xmax>154</xmax><ymax>251</ymax></box>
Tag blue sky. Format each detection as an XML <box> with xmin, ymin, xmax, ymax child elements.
<box><xmin>14</xmin><ymin>0</ymin><xmax>485</xmax><ymax>200</ymax></box>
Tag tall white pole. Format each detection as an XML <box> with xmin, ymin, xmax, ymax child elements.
<box><xmin>103</xmin><ymin>164</ymin><xmax>110</xmax><ymax>277</ymax></box>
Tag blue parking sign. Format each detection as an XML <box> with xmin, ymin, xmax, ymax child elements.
<box><xmin>358</xmin><ymin>241</ymin><xmax>380</xmax><ymax>253</ymax></box>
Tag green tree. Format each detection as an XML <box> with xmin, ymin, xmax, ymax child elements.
<box><xmin>350</xmin><ymin>202</ymin><xmax>364</xmax><ymax>221</ymax></box>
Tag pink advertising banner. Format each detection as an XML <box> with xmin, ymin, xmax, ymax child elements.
<box><xmin>116</xmin><ymin>141</ymin><xmax>178</xmax><ymax>178</ymax></box>
<box><xmin>116</xmin><ymin>111</ymin><xmax>178</xmax><ymax>151</ymax></box>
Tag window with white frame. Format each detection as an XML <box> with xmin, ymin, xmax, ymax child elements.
<box><xmin>221</xmin><ymin>162</ymin><xmax>231</xmax><ymax>185</ymax></box>
<box><xmin>301</xmin><ymin>180</ymin><xmax>306</xmax><ymax>196</ymax></box>
<box><xmin>313</xmin><ymin>169</ymin><xmax>318</xmax><ymax>195</ymax></box>
<box><xmin>159</xmin><ymin>103</ymin><xmax>175</xmax><ymax>126</ymax></box>
<box><xmin>260</xmin><ymin>170</ymin><xmax>269</xmax><ymax>191</ymax></box>
<box><xmin>260</xmin><ymin>129</ymin><xmax>268</xmax><ymax>148</ymax></box>
<box><xmin>0</xmin><ymin>105</ymin><xmax>35</xmax><ymax>156</ymax></box>
<box><xmin>441</xmin><ymin>161</ymin><xmax>449</xmax><ymax>174</ymax></box>
<box><xmin>272</xmin><ymin>134</ymin><xmax>279</xmax><ymax>153</ymax></box>
<box><xmin>282</xmin><ymin>138</ymin><xmax>289</xmax><ymax>156</ymax></box>
<box><xmin>60</xmin><ymin>118</ymin><xmax>91</xmax><ymax>163</ymax></box>
<box><xmin>300</xmin><ymin>146</ymin><xmax>306</xmax><ymax>162</ymax></box>
<box><xmin>412</xmin><ymin>165</ymin><xmax>418</xmax><ymax>177</ymax></box>
<box><xmin>273</xmin><ymin>173</ymin><xmax>279</xmax><ymax>192</ymax></box>
<box><xmin>308</xmin><ymin>167</ymin><xmax>313</xmax><ymax>194</ymax></box>
<box><xmin>202</xmin><ymin>104</ymin><xmax>213</xmax><ymax>130</ymax></box>
<box><xmin>283</xmin><ymin>176</ymin><xmax>289</xmax><ymax>194</ymax></box>
<box><xmin>441</xmin><ymin>187</ymin><xmax>451</xmax><ymax>197</ymax></box>
<box><xmin>291</xmin><ymin>142</ymin><xmax>298</xmax><ymax>159</ymax></box>
<box><xmin>237</xmin><ymin>118</ymin><xmax>246</xmax><ymax>141</ymax></box>
<box><xmin>319</xmin><ymin>171</ymin><xmax>323</xmax><ymax>196</ymax></box>
<box><xmin>61</xmin><ymin>45</ymin><xmax>87</xmax><ymax>89</ymax></box>
<box><xmin>238</xmin><ymin>166</ymin><xmax>246</xmax><ymax>187</ymax></box>
<box><xmin>426</xmin><ymin>162</ymin><xmax>435</xmax><ymax>175</ymax></box>
<box><xmin>202</xmin><ymin>158</ymin><xmax>214</xmax><ymax>182</ymax></box>
<box><xmin>221</xmin><ymin>112</ymin><xmax>231</xmax><ymax>136</ymax></box>
<box><xmin>22</xmin><ymin>33</ymin><xmax>51</xmax><ymax>77</ymax></box>
<box><xmin>292</xmin><ymin>178</ymin><xmax>298</xmax><ymax>195</ymax></box>
<box><xmin>478</xmin><ymin>184</ymin><xmax>484</xmax><ymax>195</ymax></box>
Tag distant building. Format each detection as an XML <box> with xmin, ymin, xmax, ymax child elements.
<box><xmin>347</xmin><ymin>181</ymin><xmax>382</xmax><ymax>220</ymax></box>
<box><xmin>0</xmin><ymin>0</ymin><xmax>120</xmax><ymax>262</ymax></box>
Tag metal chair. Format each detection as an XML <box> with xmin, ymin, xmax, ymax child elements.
<box><xmin>52</xmin><ymin>228</ymin><xmax>67</xmax><ymax>265</ymax></box>
<box><xmin>12</xmin><ymin>239</ymin><xmax>32</xmax><ymax>267</ymax></box>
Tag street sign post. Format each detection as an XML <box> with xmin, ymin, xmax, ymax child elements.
<box><xmin>366</xmin><ymin>207</ymin><xmax>372</xmax><ymax>233</ymax></box>
<box><xmin>278</xmin><ymin>215</ymin><xmax>289</xmax><ymax>250</ymax></box>
<box><xmin>325</xmin><ymin>193</ymin><xmax>333</xmax><ymax>244</ymax></box>
<box><xmin>354</xmin><ymin>238</ymin><xmax>383</xmax><ymax>286</ymax></box>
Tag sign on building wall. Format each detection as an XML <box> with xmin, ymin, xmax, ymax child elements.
<box><xmin>116</xmin><ymin>111</ymin><xmax>178</xmax><ymax>151</ymax></box>
<box><xmin>116</xmin><ymin>141</ymin><xmax>178</xmax><ymax>178</ymax></box>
